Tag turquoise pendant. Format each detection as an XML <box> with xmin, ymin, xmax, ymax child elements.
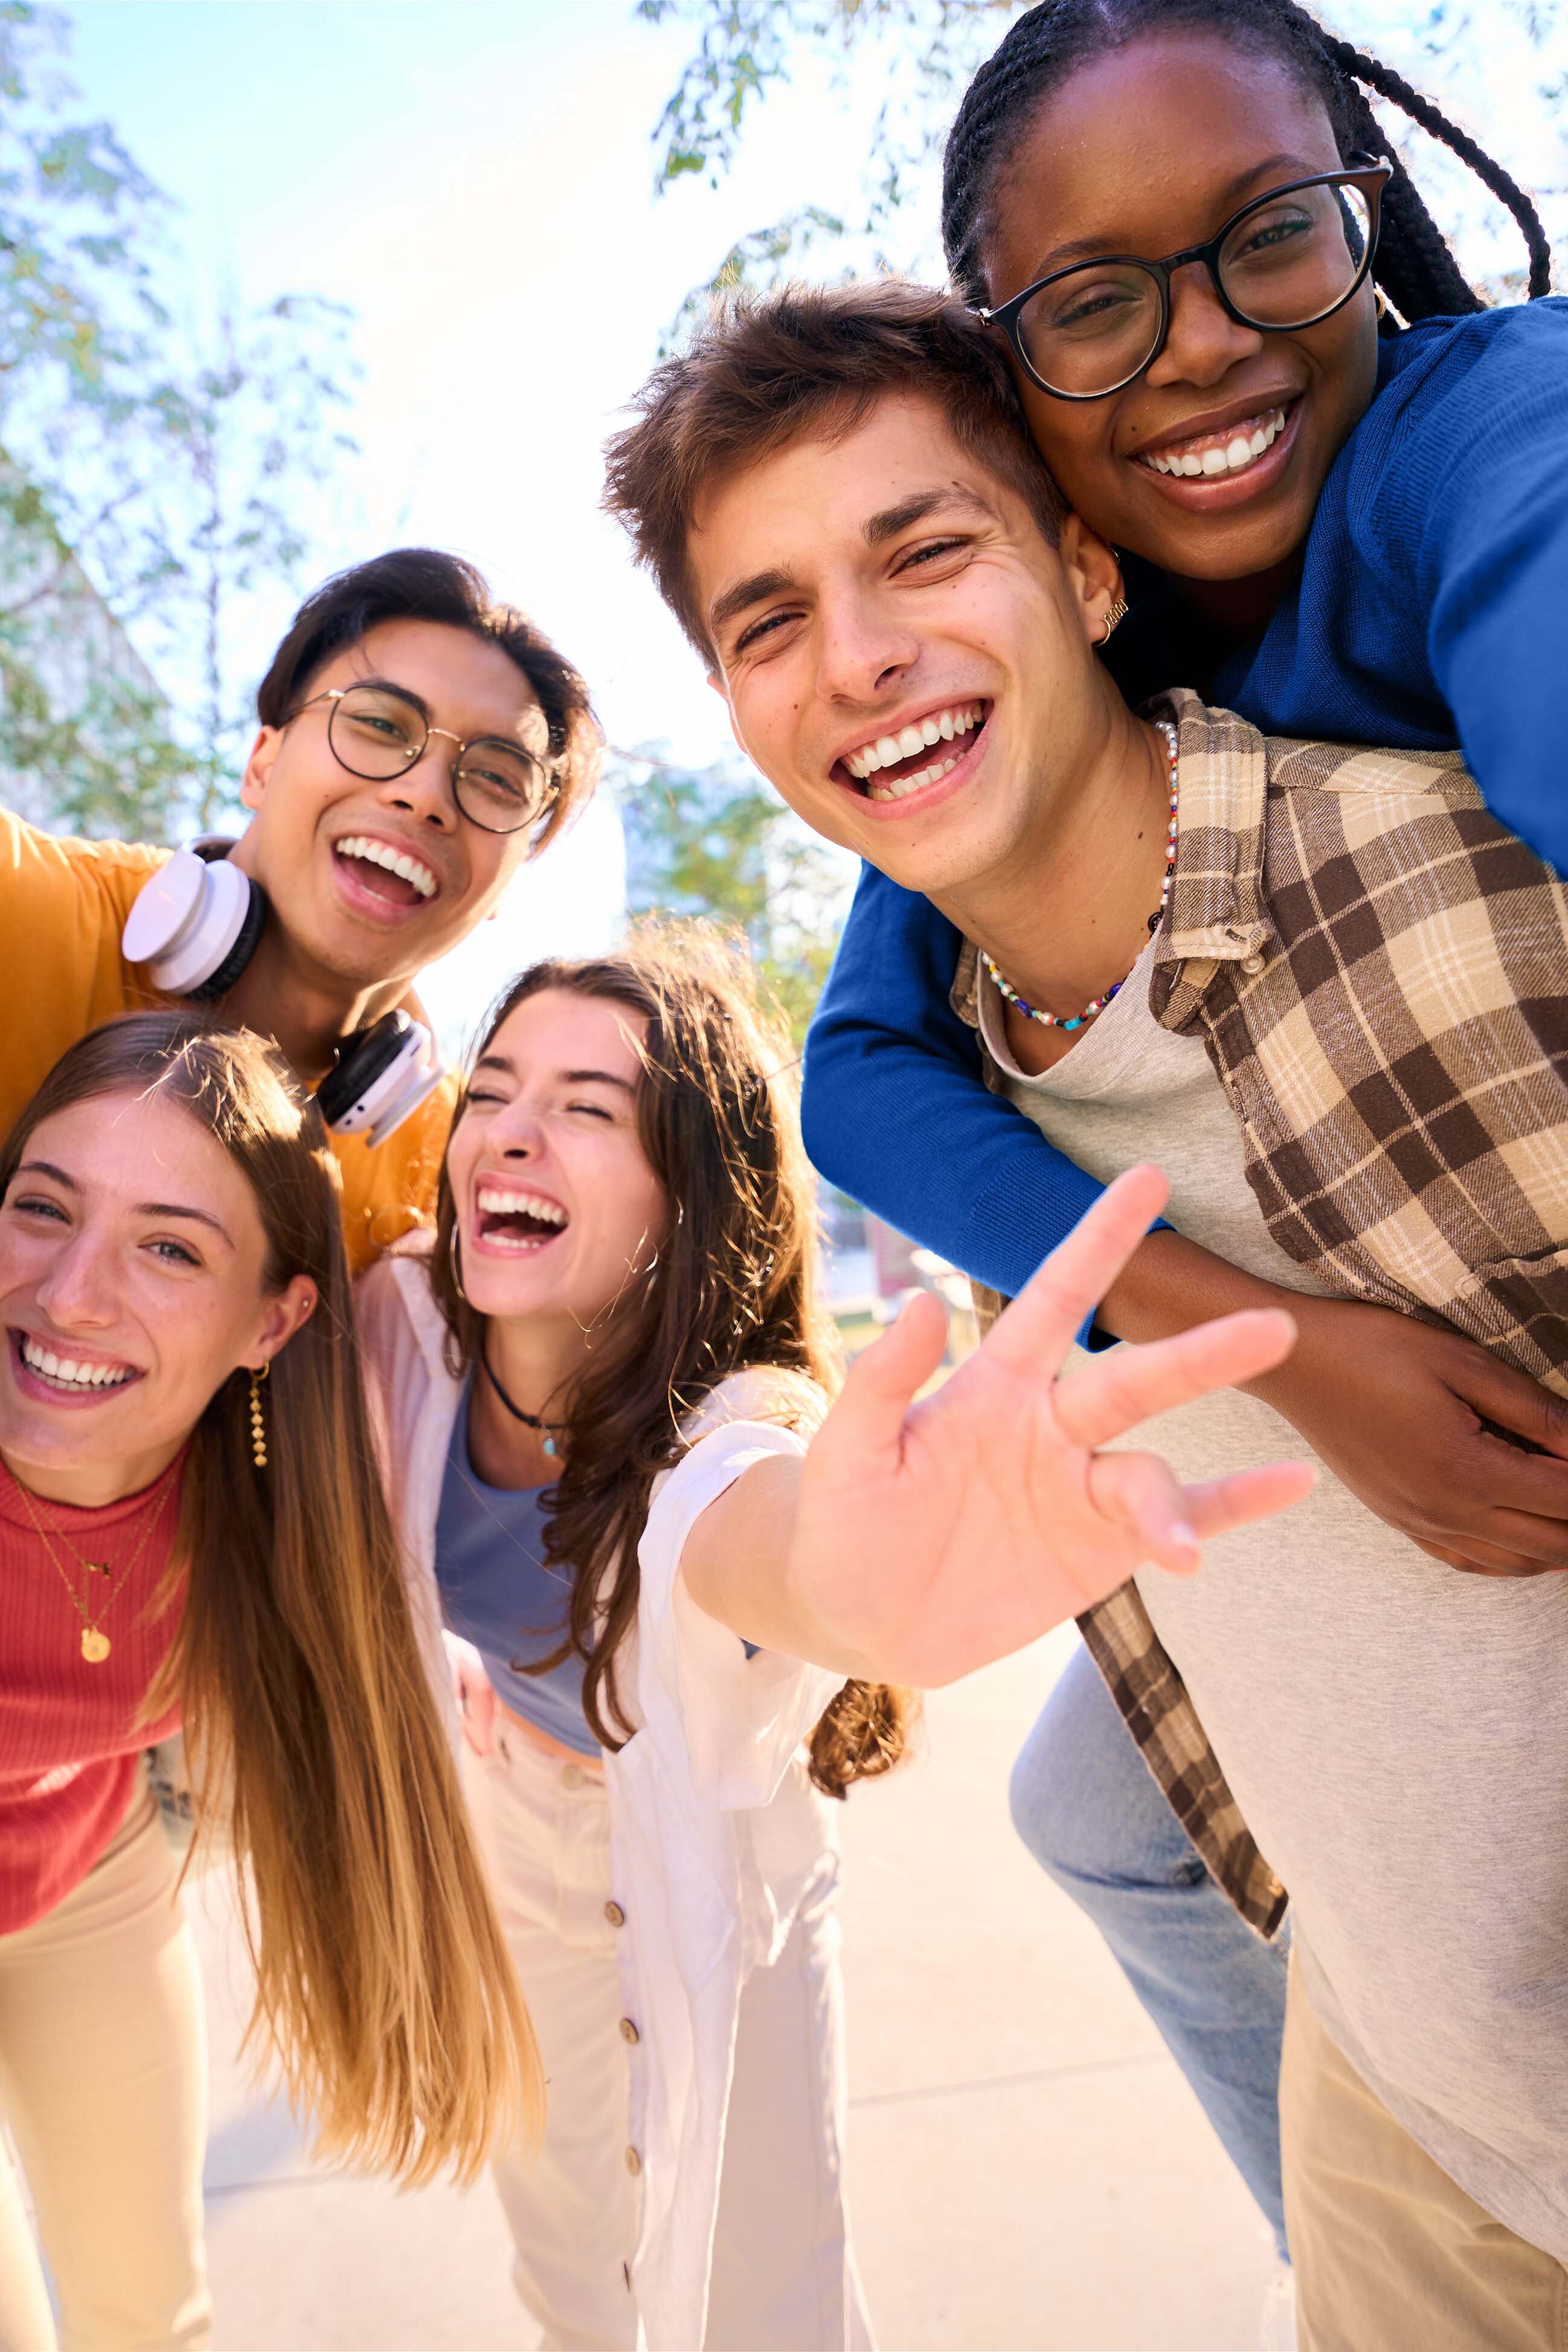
<box><xmin>543</xmin><ymin>1437</ymin><xmax>557</xmax><ymax>1458</ymax></box>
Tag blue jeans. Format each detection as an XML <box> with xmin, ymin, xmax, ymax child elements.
<box><xmin>1010</xmin><ymin>1642</ymin><xmax>1290</xmax><ymax>2260</ymax></box>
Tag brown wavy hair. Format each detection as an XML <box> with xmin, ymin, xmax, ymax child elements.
<box><xmin>430</xmin><ymin>924</ymin><xmax>911</xmax><ymax>1798</ymax></box>
<box><xmin>0</xmin><ymin>1014</ymin><xmax>541</xmax><ymax>2183</ymax></box>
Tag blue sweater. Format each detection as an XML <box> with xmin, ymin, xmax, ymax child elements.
<box><xmin>802</xmin><ymin>300</ymin><xmax>1568</xmax><ymax>1301</ymax></box>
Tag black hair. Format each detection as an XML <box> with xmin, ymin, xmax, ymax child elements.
<box><xmin>942</xmin><ymin>0</ymin><xmax>1553</xmax><ymax>322</ymax></box>
<box><xmin>254</xmin><ymin>547</ymin><xmax>601</xmax><ymax>842</ymax></box>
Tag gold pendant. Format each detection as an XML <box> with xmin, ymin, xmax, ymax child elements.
<box><xmin>80</xmin><ymin>1626</ymin><xmax>111</xmax><ymax>1664</ymax></box>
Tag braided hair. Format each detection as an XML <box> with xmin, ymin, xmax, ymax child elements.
<box><xmin>942</xmin><ymin>0</ymin><xmax>1553</xmax><ymax>322</ymax></box>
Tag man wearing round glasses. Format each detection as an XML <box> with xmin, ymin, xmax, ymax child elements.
<box><xmin>288</xmin><ymin>679</ymin><xmax>559</xmax><ymax>839</ymax></box>
<box><xmin>2</xmin><ymin>547</ymin><xmax>599</xmax><ymax>1268</ymax></box>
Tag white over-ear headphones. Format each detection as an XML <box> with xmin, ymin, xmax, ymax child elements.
<box><xmin>315</xmin><ymin>1008</ymin><xmax>444</xmax><ymax>1147</ymax></box>
<box><xmin>120</xmin><ymin>845</ymin><xmax>267</xmax><ymax>1000</ymax></box>
<box><xmin>121</xmin><ymin>844</ymin><xmax>445</xmax><ymax>1147</ymax></box>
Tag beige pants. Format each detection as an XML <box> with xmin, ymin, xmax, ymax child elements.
<box><xmin>462</xmin><ymin>1722</ymin><xmax>873</xmax><ymax>2352</ymax></box>
<box><xmin>0</xmin><ymin>1799</ymin><xmax>210</xmax><ymax>2352</ymax></box>
<box><xmin>1281</xmin><ymin>1955</ymin><xmax>1568</xmax><ymax>2352</ymax></box>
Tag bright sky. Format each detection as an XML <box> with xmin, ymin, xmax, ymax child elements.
<box><xmin>65</xmin><ymin>0</ymin><xmax>898</xmax><ymax>1047</ymax></box>
<box><xmin>60</xmin><ymin>1</ymin><xmax>1568</xmax><ymax>1046</ymax></box>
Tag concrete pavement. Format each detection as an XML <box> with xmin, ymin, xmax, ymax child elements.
<box><xmin>195</xmin><ymin>1627</ymin><xmax>1279</xmax><ymax>2351</ymax></box>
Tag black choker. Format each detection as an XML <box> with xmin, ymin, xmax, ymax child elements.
<box><xmin>481</xmin><ymin>1348</ymin><xmax>568</xmax><ymax>1460</ymax></box>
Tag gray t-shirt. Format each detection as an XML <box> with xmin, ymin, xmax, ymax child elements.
<box><xmin>979</xmin><ymin>936</ymin><xmax>1568</xmax><ymax>2259</ymax></box>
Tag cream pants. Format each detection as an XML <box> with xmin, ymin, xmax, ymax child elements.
<box><xmin>1282</xmin><ymin>1953</ymin><xmax>1568</xmax><ymax>2352</ymax></box>
<box><xmin>462</xmin><ymin>1723</ymin><xmax>874</xmax><ymax>2352</ymax></box>
<box><xmin>0</xmin><ymin>1798</ymin><xmax>210</xmax><ymax>2352</ymax></box>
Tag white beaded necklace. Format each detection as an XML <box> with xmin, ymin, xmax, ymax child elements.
<box><xmin>983</xmin><ymin>720</ymin><xmax>1179</xmax><ymax>1034</ymax></box>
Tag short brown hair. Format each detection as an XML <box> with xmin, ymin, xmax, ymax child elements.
<box><xmin>257</xmin><ymin>547</ymin><xmax>601</xmax><ymax>851</ymax></box>
<box><xmin>603</xmin><ymin>278</ymin><xmax>1065</xmax><ymax>660</ymax></box>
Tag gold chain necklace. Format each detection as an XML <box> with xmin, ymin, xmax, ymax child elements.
<box><xmin>14</xmin><ymin>1460</ymin><xmax>182</xmax><ymax>1664</ymax></box>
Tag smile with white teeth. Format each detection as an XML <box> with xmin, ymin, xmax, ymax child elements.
<box><xmin>1136</xmin><ymin>406</ymin><xmax>1290</xmax><ymax>480</ymax></box>
<box><xmin>334</xmin><ymin>834</ymin><xmax>439</xmax><ymax>900</ymax></box>
<box><xmin>475</xmin><ymin>1186</ymin><xmax>570</xmax><ymax>1251</ymax></box>
<box><xmin>17</xmin><ymin>1333</ymin><xmax>138</xmax><ymax>1393</ymax></box>
<box><xmin>843</xmin><ymin>701</ymin><xmax>986</xmax><ymax>801</ymax></box>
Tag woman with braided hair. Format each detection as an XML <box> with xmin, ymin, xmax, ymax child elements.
<box><xmin>796</xmin><ymin>0</ymin><xmax>1567</xmax><ymax>2328</ymax></box>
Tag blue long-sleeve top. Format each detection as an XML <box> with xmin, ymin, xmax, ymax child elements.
<box><xmin>802</xmin><ymin>298</ymin><xmax>1568</xmax><ymax>1301</ymax></box>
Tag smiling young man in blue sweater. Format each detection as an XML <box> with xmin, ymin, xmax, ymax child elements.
<box><xmin>606</xmin><ymin>277</ymin><xmax>1568</xmax><ymax>2349</ymax></box>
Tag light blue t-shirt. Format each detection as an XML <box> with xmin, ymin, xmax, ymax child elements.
<box><xmin>432</xmin><ymin>1380</ymin><xmax>598</xmax><ymax>1758</ymax></box>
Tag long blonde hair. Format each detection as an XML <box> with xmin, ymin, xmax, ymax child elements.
<box><xmin>0</xmin><ymin>1014</ymin><xmax>542</xmax><ymax>2182</ymax></box>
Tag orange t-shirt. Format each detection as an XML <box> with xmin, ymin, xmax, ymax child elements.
<box><xmin>1</xmin><ymin>808</ymin><xmax>457</xmax><ymax>1270</ymax></box>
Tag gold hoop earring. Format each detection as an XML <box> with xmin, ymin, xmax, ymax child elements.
<box><xmin>249</xmin><ymin>1362</ymin><xmax>269</xmax><ymax>1471</ymax></box>
<box><xmin>1374</xmin><ymin>285</ymin><xmax>1388</xmax><ymax>318</ymax></box>
<box><xmin>1100</xmin><ymin>596</ymin><xmax>1129</xmax><ymax>646</ymax></box>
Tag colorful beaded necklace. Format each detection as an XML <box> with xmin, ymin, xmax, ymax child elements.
<box><xmin>983</xmin><ymin>720</ymin><xmax>1179</xmax><ymax>1034</ymax></box>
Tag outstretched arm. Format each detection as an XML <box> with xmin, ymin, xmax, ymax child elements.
<box><xmin>682</xmin><ymin>1167</ymin><xmax>1314</xmax><ymax>1687</ymax></box>
<box><xmin>806</xmin><ymin>862</ymin><xmax>1568</xmax><ymax>1579</ymax></box>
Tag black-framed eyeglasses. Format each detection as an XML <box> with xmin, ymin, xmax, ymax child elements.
<box><xmin>286</xmin><ymin>681</ymin><xmax>558</xmax><ymax>836</ymax></box>
<box><xmin>977</xmin><ymin>160</ymin><xmax>1392</xmax><ymax>402</ymax></box>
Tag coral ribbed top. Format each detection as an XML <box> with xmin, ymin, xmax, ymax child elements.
<box><xmin>0</xmin><ymin>1453</ymin><xmax>184</xmax><ymax>1932</ymax></box>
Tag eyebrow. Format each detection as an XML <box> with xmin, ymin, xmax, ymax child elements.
<box><xmin>140</xmin><ymin>1202</ymin><xmax>234</xmax><ymax>1246</ymax></box>
<box><xmin>709</xmin><ymin>567</ymin><xmax>799</xmax><ymax>638</ymax></box>
<box><xmin>351</xmin><ymin>674</ymin><xmax>432</xmax><ymax>721</ymax></box>
<box><xmin>864</xmin><ymin>485</ymin><xmax>995</xmax><ymax>545</ymax></box>
<box><xmin>11</xmin><ymin>1161</ymin><xmax>234</xmax><ymax>1246</ymax></box>
<box><xmin>15</xmin><ymin>1159</ymin><xmax>76</xmax><ymax>1190</ymax></box>
<box><xmin>1021</xmin><ymin>154</ymin><xmax>1323</xmax><ymax>282</ymax></box>
<box><xmin>348</xmin><ymin>677</ymin><xmax>541</xmax><ymax>753</ymax></box>
<box><xmin>708</xmin><ymin>486</ymin><xmax>995</xmax><ymax>637</ymax></box>
<box><xmin>469</xmin><ymin>1056</ymin><xmax>635</xmax><ymax>1094</ymax></box>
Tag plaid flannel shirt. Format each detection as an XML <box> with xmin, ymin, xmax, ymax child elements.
<box><xmin>958</xmin><ymin>690</ymin><xmax>1568</xmax><ymax>1936</ymax></box>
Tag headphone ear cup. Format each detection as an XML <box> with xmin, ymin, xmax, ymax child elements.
<box><xmin>187</xmin><ymin>874</ymin><xmax>268</xmax><ymax>1002</ymax></box>
<box><xmin>121</xmin><ymin>849</ymin><xmax>266</xmax><ymax>999</ymax></box>
<box><xmin>317</xmin><ymin>1010</ymin><xmax>443</xmax><ymax>1145</ymax></box>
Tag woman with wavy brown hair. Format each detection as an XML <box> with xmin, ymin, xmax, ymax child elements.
<box><xmin>356</xmin><ymin>926</ymin><xmax>898</xmax><ymax>2352</ymax></box>
<box><xmin>355</xmin><ymin>922</ymin><xmax>1308</xmax><ymax>2352</ymax></box>
<box><xmin>0</xmin><ymin>1014</ymin><xmax>538</xmax><ymax>2351</ymax></box>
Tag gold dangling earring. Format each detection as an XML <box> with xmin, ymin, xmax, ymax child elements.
<box><xmin>249</xmin><ymin>1363</ymin><xmax>269</xmax><ymax>1470</ymax></box>
<box><xmin>1100</xmin><ymin>596</ymin><xmax>1129</xmax><ymax>646</ymax></box>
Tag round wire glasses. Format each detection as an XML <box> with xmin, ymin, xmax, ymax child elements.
<box><xmin>978</xmin><ymin>161</ymin><xmax>1392</xmax><ymax>401</ymax></box>
<box><xmin>289</xmin><ymin>681</ymin><xmax>557</xmax><ymax>836</ymax></box>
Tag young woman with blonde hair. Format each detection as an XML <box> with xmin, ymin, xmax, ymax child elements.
<box><xmin>357</xmin><ymin>924</ymin><xmax>1308</xmax><ymax>2352</ymax></box>
<box><xmin>0</xmin><ymin>1014</ymin><xmax>537</xmax><ymax>2351</ymax></box>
